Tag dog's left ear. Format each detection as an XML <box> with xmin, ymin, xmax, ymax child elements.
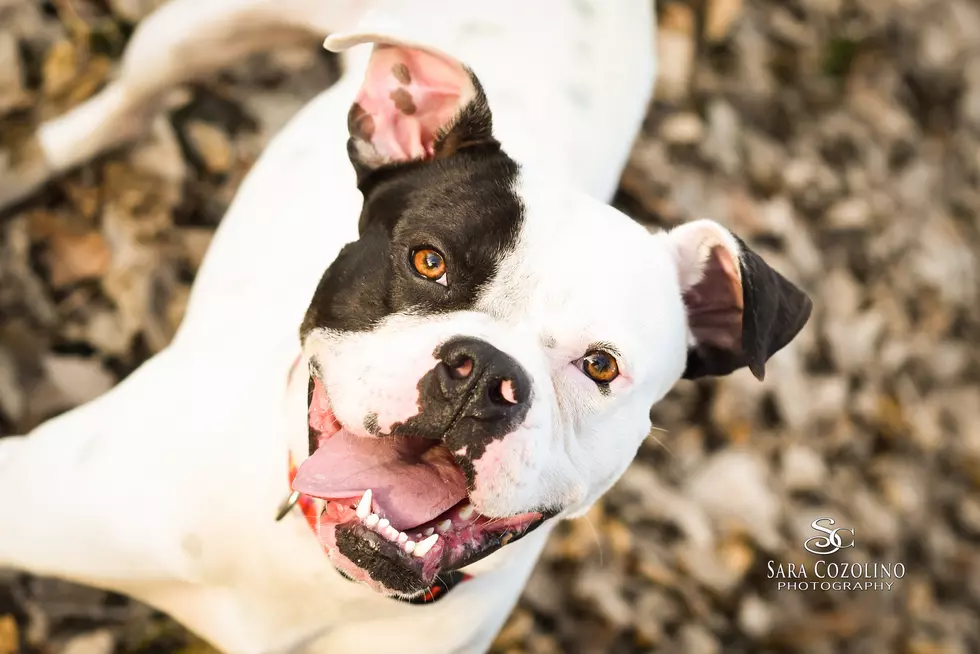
<box><xmin>325</xmin><ymin>32</ymin><xmax>496</xmax><ymax>185</ymax></box>
<box><xmin>667</xmin><ymin>219</ymin><xmax>813</xmax><ymax>381</ymax></box>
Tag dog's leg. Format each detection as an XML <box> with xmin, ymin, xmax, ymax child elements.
<box><xmin>0</xmin><ymin>0</ymin><xmax>366</xmax><ymax>212</ymax></box>
<box><xmin>0</xmin><ymin>353</ymin><xmax>191</xmax><ymax>587</ymax></box>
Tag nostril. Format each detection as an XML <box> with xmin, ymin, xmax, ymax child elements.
<box><xmin>499</xmin><ymin>379</ymin><xmax>517</xmax><ymax>404</ymax></box>
<box><xmin>449</xmin><ymin>357</ymin><xmax>473</xmax><ymax>380</ymax></box>
<box><xmin>489</xmin><ymin>378</ymin><xmax>518</xmax><ymax>405</ymax></box>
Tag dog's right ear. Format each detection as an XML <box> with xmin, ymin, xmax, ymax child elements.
<box><xmin>325</xmin><ymin>33</ymin><xmax>497</xmax><ymax>185</ymax></box>
<box><xmin>667</xmin><ymin>219</ymin><xmax>813</xmax><ymax>382</ymax></box>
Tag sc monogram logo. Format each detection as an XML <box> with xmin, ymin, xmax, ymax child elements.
<box><xmin>803</xmin><ymin>517</ymin><xmax>855</xmax><ymax>555</ymax></box>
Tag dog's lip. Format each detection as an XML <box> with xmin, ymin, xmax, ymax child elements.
<box><xmin>318</xmin><ymin>495</ymin><xmax>550</xmax><ymax>595</ymax></box>
<box><xmin>307</xmin><ymin>370</ymin><xmax>344</xmax><ymax>447</ymax></box>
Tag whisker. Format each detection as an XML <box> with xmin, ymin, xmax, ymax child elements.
<box><xmin>648</xmin><ymin>424</ymin><xmax>674</xmax><ymax>459</ymax></box>
<box><xmin>582</xmin><ymin>513</ymin><xmax>603</xmax><ymax>565</ymax></box>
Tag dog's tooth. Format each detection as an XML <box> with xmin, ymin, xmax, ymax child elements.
<box><xmin>377</xmin><ymin>518</ymin><xmax>390</xmax><ymax>530</ymax></box>
<box><xmin>356</xmin><ymin>489</ymin><xmax>373</xmax><ymax>519</ymax></box>
<box><xmin>404</xmin><ymin>540</ymin><xmax>416</xmax><ymax>554</ymax></box>
<box><xmin>385</xmin><ymin>526</ymin><xmax>399</xmax><ymax>540</ymax></box>
<box><xmin>457</xmin><ymin>504</ymin><xmax>475</xmax><ymax>521</ymax></box>
<box><xmin>423</xmin><ymin>527</ymin><xmax>435</xmax><ymax>537</ymax></box>
<box><xmin>436</xmin><ymin>519</ymin><xmax>452</xmax><ymax>534</ymax></box>
<box><xmin>397</xmin><ymin>532</ymin><xmax>409</xmax><ymax>544</ymax></box>
<box><xmin>413</xmin><ymin>534</ymin><xmax>439</xmax><ymax>558</ymax></box>
<box><xmin>365</xmin><ymin>513</ymin><xmax>380</xmax><ymax>527</ymax></box>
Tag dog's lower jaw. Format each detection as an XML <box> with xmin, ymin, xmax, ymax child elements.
<box><xmin>327</xmin><ymin>522</ymin><xmax>431</xmax><ymax>597</ymax></box>
<box><xmin>315</xmin><ymin>505</ymin><xmax>552</xmax><ymax>599</ymax></box>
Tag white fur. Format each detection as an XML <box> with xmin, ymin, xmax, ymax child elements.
<box><xmin>0</xmin><ymin>2</ymin><xmax>667</xmax><ymax>653</ymax></box>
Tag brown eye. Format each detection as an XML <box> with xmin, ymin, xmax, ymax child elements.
<box><xmin>582</xmin><ymin>350</ymin><xmax>619</xmax><ymax>384</ymax></box>
<box><xmin>411</xmin><ymin>248</ymin><xmax>448</xmax><ymax>285</ymax></box>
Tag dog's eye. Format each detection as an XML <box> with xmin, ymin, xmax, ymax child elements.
<box><xmin>411</xmin><ymin>248</ymin><xmax>448</xmax><ymax>286</ymax></box>
<box><xmin>579</xmin><ymin>350</ymin><xmax>619</xmax><ymax>385</ymax></box>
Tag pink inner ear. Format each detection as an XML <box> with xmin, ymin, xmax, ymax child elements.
<box><xmin>351</xmin><ymin>45</ymin><xmax>472</xmax><ymax>162</ymax></box>
<box><xmin>682</xmin><ymin>245</ymin><xmax>744</xmax><ymax>351</ymax></box>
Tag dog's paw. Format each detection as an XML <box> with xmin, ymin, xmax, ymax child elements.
<box><xmin>0</xmin><ymin>118</ymin><xmax>52</xmax><ymax>214</ymax></box>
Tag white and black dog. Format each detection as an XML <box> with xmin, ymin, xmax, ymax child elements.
<box><xmin>0</xmin><ymin>1</ymin><xmax>811</xmax><ymax>652</ymax></box>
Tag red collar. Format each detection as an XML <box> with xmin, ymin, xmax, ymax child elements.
<box><xmin>286</xmin><ymin>456</ymin><xmax>322</xmax><ymax>531</ymax></box>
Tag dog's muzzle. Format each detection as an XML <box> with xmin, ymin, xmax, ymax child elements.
<box><xmin>290</xmin><ymin>337</ymin><xmax>551</xmax><ymax>598</ymax></box>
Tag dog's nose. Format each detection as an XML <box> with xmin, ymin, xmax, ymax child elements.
<box><xmin>432</xmin><ymin>337</ymin><xmax>532</xmax><ymax>422</ymax></box>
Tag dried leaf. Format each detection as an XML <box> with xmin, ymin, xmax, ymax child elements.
<box><xmin>185</xmin><ymin>120</ymin><xmax>233</xmax><ymax>175</ymax></box>
<box><xmin>64</xmin><ymin>54</ymin><xmax>112</xmax><ymax>108</ymax></box>
<box><xmin>47</xmin><ymin>229</ymin><xmax>111</xmax><ymax>288</ymax></box>
<box><xmin>0</xmin><ymin>616</ymin><xmax>17</xmax><ymax>654</ymax></box>
<box><xmin>42</xmin><ymin>355</ymin><xmax>115</xmax><ymax>406</ymax></box>
<box><xmin>42</xmin><ymin>40</ymin><xmax>79</xmax><ymax>98</ymax></box>
<box><xmin>704</xmin><ymin>0</ymin><xmax>744</xmax><ymax>42</ymax></box>
<box><xmin>656</xmin><ymin>3</ymin><xmax>695</xmax><ymax>102</ymax></box>
<box><xmin>0</xmin><ymin>31</ymin><xmax>31</xmax><ymax>113</ymax></box>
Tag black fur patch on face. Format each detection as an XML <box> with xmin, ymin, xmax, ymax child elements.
<box><xmin>300</xmin><ymin>134</ymin><xmax>523</xmax><ymax>338</ymax></box>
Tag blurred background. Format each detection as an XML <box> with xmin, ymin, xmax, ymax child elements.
<box><xmin>1</xmin><ymin>0</ymin><xmax>978</xmax><ymax>652</ymax></box>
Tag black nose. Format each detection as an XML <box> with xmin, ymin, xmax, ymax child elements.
<box><xmin>431</xmin><ymin>337</ymin><xmax>532</xmax><ymax>423</ymax></box>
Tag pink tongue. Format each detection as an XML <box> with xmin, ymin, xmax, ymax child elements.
<box><xmin>292</xmin><ymin>429</ymin><xmax>468</xmax><ymax>531</ymax></box>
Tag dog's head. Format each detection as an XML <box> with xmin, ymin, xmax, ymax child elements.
<box><xmin>292</xmin><ymin>35</ymin><xmax>812</xmax><ymax>598</ymax></box>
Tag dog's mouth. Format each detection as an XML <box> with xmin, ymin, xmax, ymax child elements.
<box><xmin>291</xmin><ymin>373</ymin><xmax>548</xmax><ymax>598</ymax></box>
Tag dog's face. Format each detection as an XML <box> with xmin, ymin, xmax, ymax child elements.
<box><xmin>292</xmin><ymin>39</ymin><xmax>812</xmax><ymax>598</ymax></box>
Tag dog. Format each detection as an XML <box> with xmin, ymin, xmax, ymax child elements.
<box><xmin>0</xmin><ymin>1</ymin><xmax>813</xmax><ymax>652</ymax></box>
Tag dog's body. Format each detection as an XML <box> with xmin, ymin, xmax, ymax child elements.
<box><xmin>0</xmin><ymin>2</ymin><xmax>812</xmax><ymax>653</ymax></box>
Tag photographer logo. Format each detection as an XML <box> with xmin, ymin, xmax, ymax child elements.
<box><xmin>803</xmin><ymin>517</ymin><xmax>855</xmax><ymax>555</ymax></box>
<box><xmin>766</xmin><ymin>516</ymin><xmax>904</xmax><ymax>593</ymax></box>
